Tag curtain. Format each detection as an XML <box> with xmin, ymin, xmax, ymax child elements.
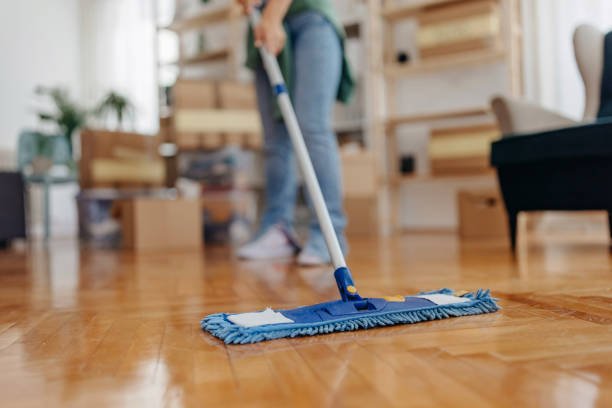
<box><xmin>521</xmin><ymin>0</ymin><xmax>612</xmax><ymax>120</ymax></box>
<box><xmin>79</xmin><ymin>0</ymin><xmax>157</xmax><ymax>134</ymax></box>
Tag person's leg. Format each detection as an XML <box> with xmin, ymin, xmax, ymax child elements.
<box><xmin>254</xmin><ymin>67</ymin><xmax>298</xmax><ymax>233</ymax></box>
<box><xmin>288</xmin><ymin>12</ymin><xmax>347</xmax><ymax>263</ymax></box>
<box><xmin>237</xmin><ymin>67</ymin><xmax>300</xmax><ymax>260</ymax></box>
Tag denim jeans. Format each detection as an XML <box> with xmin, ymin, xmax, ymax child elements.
<box><xmin>254</xmin><ymin>10</ymin><xmax>347</xmax><ymax>256</ymax></box>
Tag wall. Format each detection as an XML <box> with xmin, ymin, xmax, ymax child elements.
<box><xmin>0</xmin><ymin>0</ymin><xmax>81</xmax><ymax>238</ymax></box>
<box><xmin>0</xmin><ymin>0</ymin><xmax>82</xmax><ymax>159</ymax></box>
<box><xmin>521</xmin><ymin>0</ymin><xmax>612</xmax><ymax>119</ymax></box>
<box><xmin>79</xmin><ymin>0</ymin><xmax>158</xmax><ymax>134</ymax></box>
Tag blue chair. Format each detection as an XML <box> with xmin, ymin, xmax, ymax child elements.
<box><xmin>17</xmin><ymin>131</ymin><xmax>78</xmax><ymax>240</ymax></box>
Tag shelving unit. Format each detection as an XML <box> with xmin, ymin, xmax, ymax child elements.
<box><xmin>379</xmin><ymin>0</ymin><xmax>523</xmax><ymax>231</ymax></box>
<box><xmin>166</xmin><ymin>1</ymin><xmax>242</xmax><ymax>80</ymax></box>
<box><xmin>332</xmin><ymin>0</ymin><xmax>378</xmax><ymax>148</ymax></box>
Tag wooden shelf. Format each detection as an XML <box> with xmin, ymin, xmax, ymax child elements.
<box><xmin>166</xmin><ymin>4</ymin><xmax>233</xmax><ymax>32</ymax></box>
<box><xmin>393</xmin><ymin>171</ymin><xmax>494</xmax><ymax>184</ymax></box>
<box><xmin>385</xmin><ymin>49</ymin><xmax>505</xmax><ymax>78</ymax></box>
<box><xmin>386</xmin><ymin>107</ymin><xmax>491</xmax><ymax>129</ymax></box>
<box><xmin>382</xmin><ymin>0</ymin><xmax>465</xmax><ymax>21</ymax></box>
<box><xmin>334</xmin><ymin>119</ymin><xmax>365</xmax><ymax>133</ymax></box>
<box><xmin>181</xmin><ymin>48</ymin><xmax>231</xmax><ymax>65</ymax></box>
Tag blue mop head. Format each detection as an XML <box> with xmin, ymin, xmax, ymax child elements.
<box><xmin>201</xmin><ymin>287</ymin><xmax>499</xmax><ymax>345</ymax></box>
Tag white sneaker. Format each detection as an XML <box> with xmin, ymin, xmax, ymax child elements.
<box><xmin>237</xmin><ymin>225</ymin><xmax>298</xmax><ymax>260</ymax></box>
<box><xmin>297</xmin><ymin>249</ymin><xmax>331</xmax><ymax>266</ymax></box>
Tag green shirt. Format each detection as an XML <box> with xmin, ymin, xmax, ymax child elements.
<box><xmin>246</xmin><ymin>0</ymin><xmax>356</xmax><ymax>112</ymax></box>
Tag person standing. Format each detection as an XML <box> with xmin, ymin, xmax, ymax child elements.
<box><xmin>236</xmin><ymin>0</ymin><xmax>355</xmax><ymax>266</ymax></box>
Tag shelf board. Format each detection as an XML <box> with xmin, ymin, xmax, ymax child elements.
<box><xmin>334</xmin><ymin>120</ymin><xmax>365</xmax><ymax>133</ymax></box>
<box><xmin>394</xmin><ymin>171</ymin><xmax>494</xmax><ymax>184</ymax></box>
<box><xmin>181</xmin><ymin>48</ymin><xmax>231</xmax><ymax>65</ymax></box>
<box><xmin>382</xmin><ymin>0</ymin><xmax>465</xmax><ymax>21</ymax></box>
<box><xmin>385</xmin><ymin>49</ymin><xmax>506</xmax><ymax>78</ymax></box>
<box><xmin>166</xmin><ymin>4</ymin><xmax>233</xmax><ymax>32</ymax></box>
<box><xmin>386</xmin><ymin>107</ymin><xmax>491</xmax><ymax>129</ymax></box>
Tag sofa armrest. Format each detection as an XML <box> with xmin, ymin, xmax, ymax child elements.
<box><xmin>491</xmin><ymin>96</ymin><xmax>578</xmax><ymax>135</ymax></box>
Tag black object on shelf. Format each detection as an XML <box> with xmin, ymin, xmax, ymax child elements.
<box><xmin>396</xmin><ymin>51</ymin><xmax>411</xmax><ymax>64</ymax></box>
<box><xmin>400</xmin><ymin>155</ymin><xmax>415</xmax><ymax>175</ymax></box>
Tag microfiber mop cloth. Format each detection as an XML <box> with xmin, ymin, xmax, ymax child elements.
<box><xmin>200</xmin><ymin>10</ymin><xmax>499</xmax><ymax>345</ymax></box>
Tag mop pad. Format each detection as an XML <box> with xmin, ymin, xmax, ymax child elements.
<box><xmin>202</xmin><ymin>288</ymin><xmax>498</xmax><ymax>344</ymax></box>
<box><xmin>202</xmin><ymin>269</ymin><xmax>499</xmax><ymax>344</ymax></box>
<box><xmin>201</xmin><ymin>10</ymin><xmax>499</xmax><ymax>344</ymax></box>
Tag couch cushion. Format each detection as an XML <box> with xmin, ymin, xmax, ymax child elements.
<box><xmin>491</xmin><ymin>118</ymin><xmax>612</xmax><ymax>166</ymax></box>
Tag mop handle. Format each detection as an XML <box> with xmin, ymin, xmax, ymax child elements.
<box><xmin>249</xmin><ymin>9</ymin><xmax>347</xmax><ymax>270</ymax></box>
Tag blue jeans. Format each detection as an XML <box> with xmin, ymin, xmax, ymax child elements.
<box><xmin>254</xmin><ymin>11</ymin><xmax>346</xmax><ymax>256</ymax></box>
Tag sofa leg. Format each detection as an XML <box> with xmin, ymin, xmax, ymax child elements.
<box><xmin>508</xmin><ymin>212</ymin><xmax>518</xmax><ymax>251</ymax></box>
<box><xmin>0</xmin><ymin>240</ymin><xmax>8</xmax><ymax>250</ymax></box>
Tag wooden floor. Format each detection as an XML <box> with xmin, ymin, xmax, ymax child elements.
<box><xmin>1</xmin><ymin>216</ymin><xmax>612</xmax><ymax>407</ymax></box>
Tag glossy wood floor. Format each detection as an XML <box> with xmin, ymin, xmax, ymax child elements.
<box><xmin>1</xmin><ymin>214</ymin><xmax>612</xmax><ymax>407</ymax></box>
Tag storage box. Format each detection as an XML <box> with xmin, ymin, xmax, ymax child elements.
<box><xmin>457</xmin><ymin>189</ymin><xmax>508</xmax><ymax>239</ymax></box>
<box><xmin>177</xmin><ymin>146</ymin><xmax>254</xmax><ymax>191</ymax></box>
<box><xmin>417</xmin><ymin>0</ymin><xmax>501</xmax><ymax>59</ymax></box>
<box><xmin>172</xmin><ymin>80</ymin><xmax>217</xmax><ymax>109</ymax></box>
<box><xmin>119</xmin><ymin>198</ymin><xmax>203</xmax><ymax>251</ymax></box>
<box><xmin>429</xmin><ymin>124</ymin><xmax>499</xmax><ymax>176</ymax></box>
<box><xmin>217</xmin><ymin>80</ymin><xmax>257</xmax><ymax>109</ymax></box>
<box><xmin>344</xmin><ymin>197</ymin><xmax>378</xmax><ymax>236</ymax></box>
<box><xmin>172</xmin><ymin>80</ymin><xmax>221</xmax><ymax>150</ymax></box>
<box><xmin>217</xmin><ymin>80</ymin><xmax>261</xmax><ymax>149</ymax></box>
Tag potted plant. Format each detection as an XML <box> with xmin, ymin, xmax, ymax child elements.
<box><xmin>95</xmin><ymin>91</ymin><xmax>134</xmax><ymax>130</ymax></box>
<box><xmin>35</xmin><ymin>86</ymin><xmax>87</xmax><ymax>157</ymax></box>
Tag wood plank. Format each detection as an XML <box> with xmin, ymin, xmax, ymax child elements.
<box><xmin>384</xmin><ymin>49</ymin><xmax>506</xmax><ymax>78</ymax></box>
<box><xmin>386</xmin><ymin>107</ymin><xmax>492</xmax><ymax>128</ymax></box>
<box><xmin>181</xmin><ymin>48</ymin><xmax>231</xmax><ymax>65</ymax></box>
<box><xmin>382</xmin><ymin>0</ymin><xmax>467</xmax><ymax>21</ymax></box>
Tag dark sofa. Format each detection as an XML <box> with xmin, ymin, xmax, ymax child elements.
<box><xmin>491</xmin><ymin>26</ymin><xmax>612</xmax><ymax>250</ymax></box>
<box><xmin>0</xmin><ymin>172</ymin><xmax>26</xmax><ymax>248</ymax></box>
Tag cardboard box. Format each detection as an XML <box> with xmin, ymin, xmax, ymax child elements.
<box><xmin>217</xmin><ymin>80</ymin><xmax>257</xmax><ymax>109</ymax></box>
<box><xmin>341</xmin><ymin>150</ymin><xmax>377</xmax><ymax>198</ymax></box>
<box><xmin>457</xmin><ymin>189</ymin><xmax>508</xmax><ymax>239</ymax></box>
<box><xmin>173</xmin><ymin>80</ymin><xmax>217</xmax><ymax>109</ymax></box>
<box><xmin>120</xmin><ymin>198</ymin><xmax>203</xmax><ymax>251</ymax></box>
<box><xmin>429</xmin><ymin>123</ymin><xmax>499</xmax><ymax>176</ymax></box>
<box><xmin>344</xmin><ymin>196</ymin><xmax>378</xmax><ymax>236</ymax></box>
<box><xmin>417</xmin><ymin>0</ymin><xmax>501</xmax><ymax>59</ymax></box>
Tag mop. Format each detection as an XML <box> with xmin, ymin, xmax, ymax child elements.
<box><xmin>201</xmin><ymin>10</ymin><xmax>499</xmax><ymax>345</ymax></box>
